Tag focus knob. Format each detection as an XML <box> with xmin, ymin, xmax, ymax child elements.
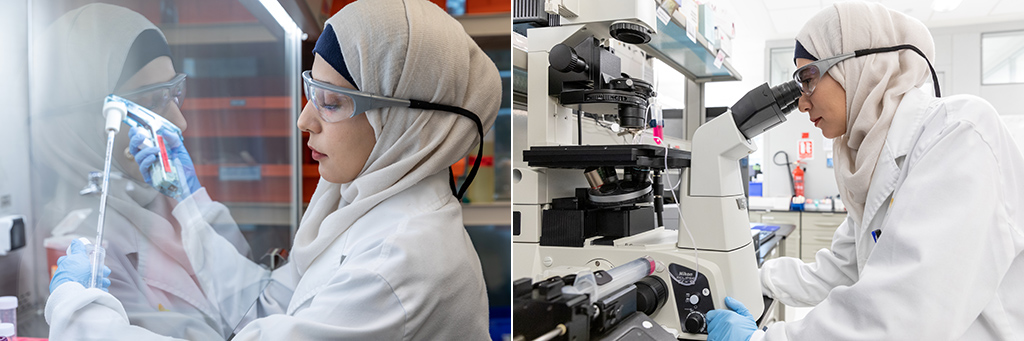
<box><xmin>549</xmin><ymin>44</ymin><xmax>588</xmax><ymax>73</ymax></box>
<box><xmin>634</xmin><ymin>276</ymin><xmax>668</xmax><ymax>315</ymax></box>
<box><xmin>684</xmin><ymin>311</ymin><xmax>706</xmax><ymax>334</ymax></box>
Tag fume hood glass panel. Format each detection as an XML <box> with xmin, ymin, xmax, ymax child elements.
<box><xmin>982</xmin><ymin>30</ymin><xmax>1024</xmax><ymax>85</ymax></box>
<box><xmin>25</xmin><ymin>0</ymin><xmax>299</xmax><ymax>338</ymax></box>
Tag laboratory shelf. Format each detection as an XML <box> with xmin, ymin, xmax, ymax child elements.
<box><xmin>182</xmin><ymin>96</ymin><xmax>291</xmax><ymax>110</ymax></box>
<box><xmin>181</xmin><ymin>96</ymin><xmax>292</xmax><ymax>138</ymax></box>
<box><xmin>193</xmin><ymin>164</ymin><xmax>319</xmax><ymax>203</ymax></box>
<box><xmin>455</xmin><ymin>13</ymin><xmax>512</xmax><ymax>36</ymax></box>
<box><xmin>463</xmin><ymin>201</ymin><xmax>512</xmax><ymax>226</ymax></box>
<box><xmin>641</xmin><ymin>10</ymin><xmax>741</xmax><ymax>82</ymax></box>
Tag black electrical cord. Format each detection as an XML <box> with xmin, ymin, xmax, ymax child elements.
<box><xmin>773</xmin><ymin>150</ymin><xmax>795</xmax><ymax>197</ymax></box>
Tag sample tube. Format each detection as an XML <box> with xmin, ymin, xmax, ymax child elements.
<box><xmin>0</xmin><ymin>323</ymin><xmax>12</xmax><ymax>341</ymax></box>
<box><xmin>595</xmin><ymin>256</ymin><xmax>656</xmax><ymax>298</ymax></box>
<box><xmin>0</xmin><ymin>296</ymin><xmax>14</xmax><ymax>339</ymax></box>
<box><xmin>563</xmin><ymin>256</ymin><xmax>656</xmax><ymax>303</ymax></box>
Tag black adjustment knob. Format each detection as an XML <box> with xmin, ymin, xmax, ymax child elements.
<box><xmin>610</xmin><ymin>22</ymin><xmax>653</xmax><ymax>44</ymax></box>
<box><xmin>634</xmin><ymin>276</ymin><xmax>668</xmax><ymax>315</ymax></box>
<box><xmin>549</xmin><ymin>44</ymin><xmax>588</xmax><ymax>73</ymax></box>
<box><xmin>684</xmin><ymin>311</ymin><xmax>706</xmax><ymax>334</ymax></box>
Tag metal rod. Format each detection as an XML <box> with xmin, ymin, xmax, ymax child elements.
<box><xmin>577</xmin><ymin>105</ymin><xmax>583</xmax><ymax>146</ymax></box>
<box><xmin>653</xmin><ymin>170</ymin><xmax>664</xmax><ymax>228</ymax></box>
<box><xmin>533</xmin><ymin>324</ymin><xmax>566</xmax><ymax>341</ymax></box>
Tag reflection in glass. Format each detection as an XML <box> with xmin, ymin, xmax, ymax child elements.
<box><xmin>31</xmin><ymin>4</ymin><xmax>251</xmax><ymax>338</ymax></box>
<box><xmin>28</xmin><ymin>1</ymin><xmax>296</xmax><ymax>338</ymax></box>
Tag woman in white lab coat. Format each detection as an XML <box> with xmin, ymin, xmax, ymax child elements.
<box><xmin>707</xmin><ymin>2</ymin><xmax>1024</xmax><ymax>340</ymax></box>
<box><xmin>45</xmin><ymin>0</ymin><xmax>500</xmax><ymax>339</ymax></box>
<box><xmin>36</xmin><ymin>4</ymin><xmax>250</xmax><ymax>339</ymax></box>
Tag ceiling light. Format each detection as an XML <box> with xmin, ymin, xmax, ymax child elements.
<box><xmin>260</xmin><ymin>0</ymin><xmax>301</xmax><ymax>35</ymax></box>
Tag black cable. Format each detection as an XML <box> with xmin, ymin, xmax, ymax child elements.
<box><xmin>408</xmin><ymin>99</ymin><xmax>484</xmax><ymax>200</ymax></box>
<box><xmin>854</xmin><ymin>44</ymin><xmax>941</xmax><ymax>97</ymax></box>
<box><xmin>773</xmin><ymin>151</ymin><xmax>795</xmax><ymax>197</ymax></box>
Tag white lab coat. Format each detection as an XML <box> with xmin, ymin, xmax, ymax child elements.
<box><xmin>755</xmin><ymin>88</ymin><xmax>1024</xmax><ymax>340</ymax></box>
<box><xmin>46</xmin><ymin>171</ymin><xmax>490</xmax><ymax>340</ymax></box>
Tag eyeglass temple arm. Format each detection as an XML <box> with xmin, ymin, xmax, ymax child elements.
<box><xmin>348</xmin><ymin>95</ymin><xmax>410</xmax><ymax>118</ymax></box>
<box><xmin>855</xmin><ymin>44</ymin><xmax>940</xmax><ymax>97</ymax></box>
<box><xmin>407</xmin><ymin>99</ymin><xmax>484</xmax><ymax>200</ymax></box>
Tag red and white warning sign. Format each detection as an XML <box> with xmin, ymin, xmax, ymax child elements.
<box><xmin>798</xmin><ymin>132</ymin><xmax>814</xmax><ymax>160</ymax></box>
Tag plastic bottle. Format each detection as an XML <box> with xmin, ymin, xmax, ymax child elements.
<box><xmin>0</xmin><ymin>322</ymin><xmax>13</xmax><ymax>341</ymax></box>
<box><xmin>0</xmin><ymin>296</ymin><xmax>14</xmax><ymax>339</ymax></box>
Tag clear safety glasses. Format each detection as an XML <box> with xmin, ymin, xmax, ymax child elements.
<box><xmin>300</xmin><ymin>69</ymin><xmax>487</xmax><ymax>200</ymax></box>
<box><xmin>116</xmin><ymin>73</ymin><xmax>187</xmax><ymax>112</ymax></box>
<box><xmin>301</xmin><ymin>70</ymin><xmax>410</xmax><ymax>122</ymax></box>
<box><xmin>793</xmin><ymin>44</ymin><xmax>940</xmax><ymax>97</ymax></box>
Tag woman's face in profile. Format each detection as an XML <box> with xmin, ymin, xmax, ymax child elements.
<box><xmin>114</xmin><ymin>56</ymin><xmax>187</xmax><ymax>183</ymax></box>
<box><xmin>296</xmin><ymin>55</ymin><xmax>376</xmax><ymax>184</ymax></box>
<box><xmin>796</xmin><ymin>58</ymin><xmax>847</xmax><ymax>139</ymax></box>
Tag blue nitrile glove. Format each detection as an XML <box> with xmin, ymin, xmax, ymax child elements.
<box><xmin>129</xmin><ymin>127</ymin><xmax>201</xmax><ymax>199</ymax></box>
<box><xmin>706</xmin><ymin>296</ymin><xmax>758</xmax><ymax>341</ymax></box>
<box><xmin>50</xmin><ymin>239</ymin><xmax>111</xmax><ymax>293</ymax></box>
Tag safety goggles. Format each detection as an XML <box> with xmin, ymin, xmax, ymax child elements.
<box><xmin>300</xmin><ymin>70</ymin><xmax>486</xmax><ymax>200</ymax></box>
<box><xmin>793</xmin><ymin>44</ymin><xmax>940</xmax><ymax>97</ymax></box>
<box><xmin>301</xmin><ymin>70</ymin><xmax>412</xmax><ymax>122</ymax></box>
<box><xmin>116</xmin><ymin>73</ymin><xmax>187</xmax><ymax>112</ymax></box>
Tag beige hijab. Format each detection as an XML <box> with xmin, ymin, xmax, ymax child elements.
<box><xmin>291</xmin><ymin>0</ymin><xmax>501</xmax><ymax>273</ymax></box>
<box><xmin>796</xmin><ymin>2</ymin><xmax>935</xmax><ymax>223</ymax></box>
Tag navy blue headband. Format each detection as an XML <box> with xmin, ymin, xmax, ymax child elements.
<box><xmin>794</xmin><ymin>41</ymin><xmax>818</xmax><ymax>64</ymax></box>
<box><xmin>117</xmin><ymin>29</ymin><xmax>172</xmax><ymax>90</ymax></box>
<box><xmin>313</xmin><ymin>24</ymin><xmax>358</xmax><ymax>90</ymax></box>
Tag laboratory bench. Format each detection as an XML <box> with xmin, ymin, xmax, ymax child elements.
<box><xmin>752</xmin><ymin>223</ymin><xmax>796</xmax><ymax>268</ymax></box>
<box><xmin>751</xmin><ymin>222</ymin><xmax>795</xmax><ymax>327</ymax></box>
<box><xmin>749</xmin><ymin>210</ymin><xmax>847</xmax><ymax>263</ymax></box>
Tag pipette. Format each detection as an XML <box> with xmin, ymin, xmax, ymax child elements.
<box><xmin>104</xmin><ymin>95</ymin><xmax>186</xmax><ymax>199</ymax></box>
<box><xmin>87</xmin><ymin>97</ymin><xmax>127</xmax><ymax>288</ymax></box>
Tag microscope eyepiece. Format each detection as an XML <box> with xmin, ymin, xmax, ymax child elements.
<box><xmin>730</xmin><ymin>80</ymin><xmax>804</xmax><ymax>139</ymax></box>
<box><xmin>770</xmin><ymin>80</ymin><xmax>802</xmax><ymax>114</ymax></box>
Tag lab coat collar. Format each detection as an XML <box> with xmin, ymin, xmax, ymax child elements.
<box><xmin>858</xmin><ymin>87</ymin><xmax>932</xmax><ymax>229</ymax></box>
<box><xmin>109</xmin><ymin>183</ymin><xmax>216</xmax><ymax>317</ymax></box>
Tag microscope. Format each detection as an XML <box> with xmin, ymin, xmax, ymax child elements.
<box><xmin>512</xmin><ymin>1</ymin><xmax>802</xmax><ymax>339</ymax></box>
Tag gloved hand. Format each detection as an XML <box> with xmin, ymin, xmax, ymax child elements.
<box><xmin>50</xmin><ymin>239</ymin><xmax>111</xmax><ymax>293</ymax></box>
<box><xmin>129</xmin><ymin>127</ymin><xmax>201</xmax><ymax>200</ymax></box>
<box><xmin>706</xmin><ymin>296</ymin><xmax>758</xmax><ymax>341</ymax></box>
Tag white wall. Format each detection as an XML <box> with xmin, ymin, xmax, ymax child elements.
<box><xmin>930</xmin><ymin>21</ymin><xmax>1024</xmax><ymax>116</ymax></box>
<box><xmin>705</xmin><ymin>34</ymin><xmax>766</xmax><ymax>108</ymax></box>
